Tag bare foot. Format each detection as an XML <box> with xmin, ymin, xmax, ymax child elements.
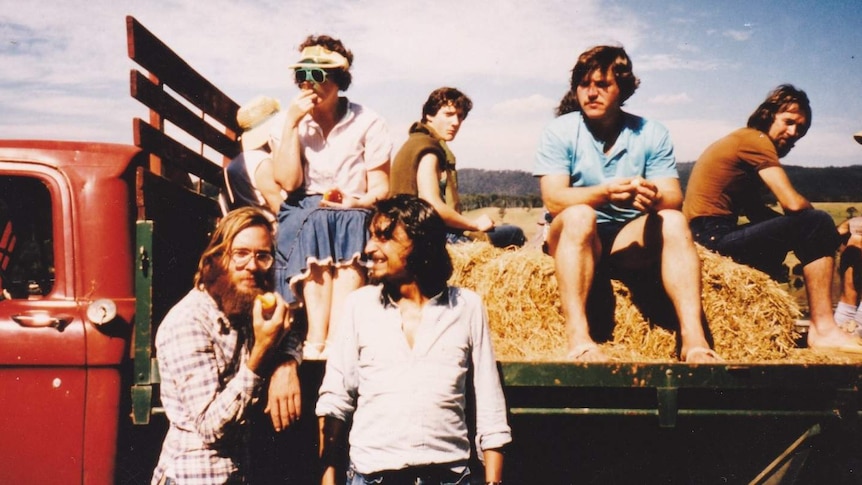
<box><xmin>681</xmin><ymin>346</ymin><xmax>723</xmax><ymax>363</ymax></box>
<box><xmin>808</xmin><ymin>323</ymin><xmax>862</xmax><ymax>353</ymax></box>
<box><xmin>566</xmin><ymin>342</ymin><xmax>608</xmax><ymax>362</ymax></box>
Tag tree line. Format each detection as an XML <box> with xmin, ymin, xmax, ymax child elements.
<box><xmin>458</xmin><ymin>164</ymin><xmax>862</xmax><ymax>209</ymax></box>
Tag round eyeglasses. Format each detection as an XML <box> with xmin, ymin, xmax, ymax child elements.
<box><xmin>230</xmin><ymin>248</ymin><xmax>274</xmax><ymax>270</ymax></box>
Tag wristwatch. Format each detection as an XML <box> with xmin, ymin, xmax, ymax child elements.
<box><xmin>486</xmin><ymin>482</ymin><xmax>503</xmax><ymax>485</ymax></box>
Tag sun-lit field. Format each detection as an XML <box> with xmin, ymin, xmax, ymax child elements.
<box><xmin>814</xmin><ymin>202</ymin><xmax>862</xmax><ymax>224</ymax></box>
<box><xmin>463</xmin><ymin>206</ymin><xmax>546</xmax><ymax>247</ymax></box>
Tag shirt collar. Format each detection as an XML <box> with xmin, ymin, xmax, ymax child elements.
<box><xmin>378</xmin><ymin>284</ymin><xmax>451</xmax><ymax>308</ymax></box>
<box><xmin>408</xmin><ymin>121</ymin><xmax>439</xmax><ymax>139</ymax></box>
<box><xmin>302</xmin><ymin>97</ymin><xmax>354</xmax><ymax>132</ymax></box>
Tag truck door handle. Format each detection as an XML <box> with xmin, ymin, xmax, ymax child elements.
<box><xmin>12</xmin><ymin>311</ymin><xmax>73</xmax><ymax>331</ymax></box>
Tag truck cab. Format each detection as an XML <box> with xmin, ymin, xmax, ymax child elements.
<box><xmin>0</xmin><ymin>141</ymin><xmax>139</xmax><ymax>483</ymax></box>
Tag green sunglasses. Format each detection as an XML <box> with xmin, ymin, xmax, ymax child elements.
<box><xmin>294</xmin><ymin>67</ymin><xmax>328</xmax><ymax>85</ymax></box>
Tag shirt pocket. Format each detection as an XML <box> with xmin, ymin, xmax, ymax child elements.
<box><xmin>426</xmin><ymin>343</ymin><xmax>468</xmax><ymax>367</ymax></box>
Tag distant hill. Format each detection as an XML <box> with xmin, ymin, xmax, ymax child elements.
<box><xmin>458</xmin><ymin>168</ymin><xmax>540</xmax><ymax>196</ymax></box>
<box><xmin>677</xmin><ymin>162</ymin><xmax>862</xmax><ymax>202</ymax></box>
<box><xmin>459</xmin><ymin>164</ymin><xmax>862</xmax><ymax>203</ymax></box>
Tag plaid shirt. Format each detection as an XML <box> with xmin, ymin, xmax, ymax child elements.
<box><xmin>152</xmin><ymin>288</ymin><xmax>261</xmax><ymax>484</ymax></box>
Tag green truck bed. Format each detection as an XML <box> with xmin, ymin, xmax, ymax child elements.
<box><xmin>124</xmin><ymin>16</ymin><xmax>862</xmax><ymax>484</ymax></box>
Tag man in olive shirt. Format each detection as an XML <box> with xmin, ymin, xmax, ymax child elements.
<box><xmin>390</xmin><ymin>87</ymin><xmax>525</xmax><ymax>248</ymax></box>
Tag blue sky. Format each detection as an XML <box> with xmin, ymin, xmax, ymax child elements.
<box><xmin>1</xmin><ymin>0</ymin><xmax>861</xmax><ymax>172</ymax></box>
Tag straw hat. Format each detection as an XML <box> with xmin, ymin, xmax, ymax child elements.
<box><xmin>237</xmin><ymin>96</ymin><xmax>281</xmax><ymax>151</ymax></box>
<box><xmin>854</xmin><ymin>130</ymin><xmax>862</xmax><ymax>145</ymax></box>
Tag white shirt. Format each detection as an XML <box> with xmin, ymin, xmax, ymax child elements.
<box><xmin>316</xmin><ymin>285</ymin><xmax>512</xmax><ymax>474</ymax></box>
<box><xmin>270</xmin><ymin>100</ymin><xmax>392</xmax><ymax>199</ymax></box>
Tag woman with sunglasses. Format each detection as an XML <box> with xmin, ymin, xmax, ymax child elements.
<box><xmin>271</xmin><ymin>35</ymin><xmax>392</xmax><ymax>361</ymax></box>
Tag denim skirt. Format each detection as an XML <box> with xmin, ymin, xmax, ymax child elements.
<box><xmin>275</xmin><ymin>193</ymin><xmax>370</xmax><ymax>304</ymax></box>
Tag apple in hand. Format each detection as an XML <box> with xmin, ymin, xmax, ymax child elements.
<box><xmin>256</xmin><ymin>292</ymin><xmax>277</xmax><ymax>318</ymax></box>
<box><xmin>323</xmin><ymin>188</ymin><xmax>343</xmax><ymax>203</ymax></box>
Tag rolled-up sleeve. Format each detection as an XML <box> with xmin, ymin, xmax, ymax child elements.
<box><xmin>468</xmin><ymin>293</ymin><xmax>512</xmax><ymax>451</ymax></box>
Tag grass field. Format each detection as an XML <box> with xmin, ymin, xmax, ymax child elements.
<box><xmin>463</xmin><ymin>206</ymin><xmax>546</xmax><ymax>247</ymax></box>
<box><xmin>813</xmin><ymin>202</ymin><xmax>862</xmax><ymax>224</ymax></box>
<box><xmin>465</xmin><ymin>203</ymin><xmax>862</xmax><ymax>315</ymax></box>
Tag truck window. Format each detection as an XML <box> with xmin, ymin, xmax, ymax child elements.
<box><xmin>0</xmin><ymin>176</ymin><xmax>54</xmax><ymax>299</ymax></box>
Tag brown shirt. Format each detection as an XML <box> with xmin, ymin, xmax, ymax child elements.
<box><xmin>683</xmin><ymin>127</ymin><xmax>781</xmax><ymax>220</ymax></box>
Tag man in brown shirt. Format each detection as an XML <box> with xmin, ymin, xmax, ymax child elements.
<box><xmin>684</xmin><ymin>84</ymin><xmax>862</xmax><ymax>353</ymax></box>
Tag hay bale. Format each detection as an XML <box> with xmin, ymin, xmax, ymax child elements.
<box><xmin>447</xmin><ymin>241</ymin><xmax>825</xmax><ymax>363</ymax></box>
<box><xmin>449</xmin><ymin>242</ymin><xmax>565</xmax><ymax>360</ymax></box>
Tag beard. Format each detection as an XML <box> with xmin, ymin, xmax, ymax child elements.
<box><xmin>775</xmin><ymin>140</ymin><xmax>795</xmax><ymax>158</ymax></box>
<box><xmin>206</xmin><ymin>263</ymin><xmax>266</xmax><ymax>319</ymax></box>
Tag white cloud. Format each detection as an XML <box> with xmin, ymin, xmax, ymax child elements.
<box><xmin>662</xmin><ymin>118</ymin><xmax>738</xmax><ymax>163</ymax></box>
<box><xmin>0</xmin><ymin>0</ymin><xmax>649</xmax><ymax>169</ymax></box>
<box><xmin>783</xmin><ymin>130</ymin><xmax>862</xmax><ymax>167</ymax></box>
<box><xmin>723</xmin><ymin>29</ymin><xmax>753</xmax><ymax>42</ymax></box>
<box><xmin>2</xmin><ymin>0</ymin><xmax>860</xmax><ymax>171</ymax></box>
<box><xmin>637</xmin><ymin>53</ymin><xmax>723</xmax><ymax>72</ymax></box>
<box><xmin>453</xmin><ymin>115</ymin><xmax>548</xmax><ymax>172</ymax></box>
<box><xmin>677</xmin><ymin>43</ymin><xmax>701</xmax><ymax>53</ymax></box>
<box><xmin>490</xmin><ymin>95</ymin><xmax>557</xmax><ymax>117</ymax></box>
<box><xmin>648</xmin><ymin>93</ymin><xmax>692</xmax><ymax>106</ymax></box>
<box><xmin>665</xmin><ymin>116</ymin><xmax>862</xmax><ymax>167</ymax></box>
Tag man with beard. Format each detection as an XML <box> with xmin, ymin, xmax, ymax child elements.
<box><xmin>316</xmin><ymin>195</ymin><xmax>511</xmax><ymax>485</ymax></box>
<box><xmin>152</xmin><ymin>207</ymin><xmax>293</xmax><ymax>484</ymax></box>
<box><xmin>684</xmin><ymin>84</ymin><xmax>862</xmax><ymax>353</ymax></box>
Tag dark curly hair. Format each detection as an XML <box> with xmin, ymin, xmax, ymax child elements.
<box><xmin>298</xmin><ymin>35</ymin><xmax>354</xmax><ymax>91</ymax></box>
<box><xmin>747</xmin><ymin>84</ymin><xmax>811</xmax><ymax>137</ymax></box>
<box><xmin>369</xmin><ymin>195</ymin><xmax>452</xmax><ymax>296</ymax></box>
<box><xmin>556</xmin><ymin>45</ymin><xmax>640</xmax><ymax>117</ymax></box>
<box><xmin>421</xmin><ymin>87</ymin><xmax>473</xmax><ymax>122</ymax></box>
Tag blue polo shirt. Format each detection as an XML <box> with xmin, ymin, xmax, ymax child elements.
<box><xmin>534</xmin><ymin>111</ymin><xmax>678</xmax><ymax>223</ymax></box>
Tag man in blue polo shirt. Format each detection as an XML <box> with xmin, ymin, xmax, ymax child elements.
<box><xmin>534</xmin><ymin>45</ymin><xmax>721</xmax><ymax>363</ymax></box>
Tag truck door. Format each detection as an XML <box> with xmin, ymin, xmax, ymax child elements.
<box><xmin>0</xmin><ymin>169</ymin><xmax>87</xmax><ymax>483</ymax></box>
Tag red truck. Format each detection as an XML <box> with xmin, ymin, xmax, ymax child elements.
<box><xmin>1</xmin><ymin>16</ymin><xmax>861</xmax><ymax>485</ymax></box>
<box><xmin>0</xmin><ymin>16</ymin><xmax>228</xmax><ymax>483</ymax></box>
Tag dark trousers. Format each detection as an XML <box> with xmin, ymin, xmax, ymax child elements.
<box><xmin>690</xmin><ymin>210</ymin><xmax>840</xmax><ymax>281</ymax></box>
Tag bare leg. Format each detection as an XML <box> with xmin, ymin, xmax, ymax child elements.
<box><xmin>329</xmin><ymin>263</ymin><xmax>365</xmax><ymax>345</ymax></box>
<box><xmin>804</xmin><ymin>256</ymin><xmax>862</xmax><ymax>348</ymax></box>
<box><xmin>655</xmin><ymin>212</ymin><xmax>718</xmax><ymax>362</ymax></box>
<box><xmin>547</xmin><ymin>205</ymin><xmax>606</xmax><ymax>362</ymax></box>
<box><xmin>839</xmin><ymin>235</ymin><xmax>862</xmax><ymax>306</ymax></box>
<box><xmin>834</xmin><ymin>258</ymin><xmax>858</xmax><ymax>328</ymax></box>
<box><xmin>839</xmin><ymin>264</ymin><xmax>858</xmax><ymax>307</ymax></box>
<box><xmin>611</xmin><ymin>211</ymin><xmax>720</xmax><ymax>362</ymax></box>
<box><xmin>303</xmin><ymin>264</ymin><xmax>333</xmax><ymax>357</ymax></box>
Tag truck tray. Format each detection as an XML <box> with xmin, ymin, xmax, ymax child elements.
<box><xmin>498</xmin><ymin>361</ymin><xmax>862</xmax><ymax>484</ymax></box>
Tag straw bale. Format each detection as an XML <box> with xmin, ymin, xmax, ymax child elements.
<box><xmin>447</xmin><ymin>241</ymin><xmax>855</xmax><ymax>363</ymax></box>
